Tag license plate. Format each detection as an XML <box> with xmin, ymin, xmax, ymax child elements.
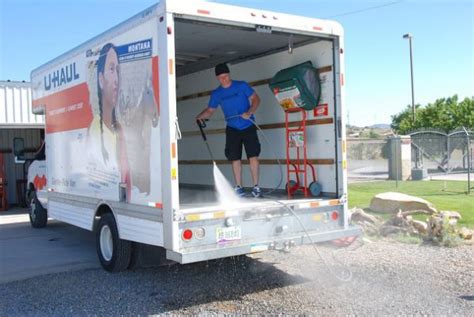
<box><xmin>216</xmin><ymin>226</ymin><xmax>241</xmax><ymax>243</ymax></box>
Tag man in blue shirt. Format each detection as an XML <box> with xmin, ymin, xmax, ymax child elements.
<box><xmin>196</xmin><ymin>63</ymin><xmax>262</xmax><ymax>197</ymax></box>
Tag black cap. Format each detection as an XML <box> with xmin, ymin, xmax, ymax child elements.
<box><xmin>215</xmin><ymin>63</ymin><xmax>230</xmax><ymax>76</ymax></box>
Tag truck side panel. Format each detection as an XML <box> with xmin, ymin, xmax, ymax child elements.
<box><xmin>31</xmin><ymin>18</ymin><xmax>163</xmax><ymax>209</ymax></box>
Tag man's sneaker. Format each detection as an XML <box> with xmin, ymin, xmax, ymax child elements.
<box><xmin>252</xmin><ymin>185</ymin><xmax>262</xmax><ymax>198</ymax></box>
<box><xmin>234</xmin><ymin>185</ymin><xmax>246</xmax><ymax>197</ymax></box>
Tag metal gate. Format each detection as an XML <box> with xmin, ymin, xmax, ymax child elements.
<box><xmin>410</xmin><ymin>127</ymin><xmax>473</xmax><ymax>175</ymax></box>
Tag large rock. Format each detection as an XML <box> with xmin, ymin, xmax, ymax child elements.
<box><xmin>369</xmin><ymin>192</ymin><xmax>437</xmax><ymax>214</ymax></box>
<box><xmin>349</xmin><ymin>208</ymin><xmax>381</xmax><ymax>224</ymax></box>
<box><xmin>411</xmin><ymin>220</ymin><xmax>428</xmax><ymax>235</ymax></box>
<box><xmin>459</xmin><ymin>227</ymin><xmax>473</xmax><ymax>240</ymax></box>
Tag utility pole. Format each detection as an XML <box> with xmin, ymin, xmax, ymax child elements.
<box><xmin>403</xmin><ymin>33</ymin><xmax>415</xmax><ymax>122</ymax></box>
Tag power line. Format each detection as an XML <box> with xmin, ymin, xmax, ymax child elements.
<box><xmin>324</xmin><ymin>0</ymin><xmax>403</xmax><ymax>19</ymax></box>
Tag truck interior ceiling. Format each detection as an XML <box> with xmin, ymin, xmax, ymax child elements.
<box><xmin>174</xmin><ymin>18</ymin><xmax>335</xmax><ymax>207</ymax></box>
<box><xmin>174</xmin><ymin>19</ymin><xmax>320</xmax><ymax>77</ymax></box>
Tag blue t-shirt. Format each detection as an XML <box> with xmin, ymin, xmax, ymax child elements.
<box><xmin>208</xmin><ymin>80</ymin><xmax>255</xmax><ymax>130</ymax></box>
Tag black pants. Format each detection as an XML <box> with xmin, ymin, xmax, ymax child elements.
<box><xmin>225</xmin><ymin>125</ymin><xmax>261</xmax><ymax>161</ymax></box>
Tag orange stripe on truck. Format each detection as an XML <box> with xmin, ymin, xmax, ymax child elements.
<box><xmin>171</xmin><ymin>142</ymin><xmax>176</xmax><ymax>158</ymax></box>
<box><xmin>152</xmin><ymin>56</ymin><xmax>160</xmax><ymax>115</ymax></box>
<box><xmin>168</xmin><ymin>58</ymin><xmax>174</xmax><ymax>75</ymax></box>
<box><xmin>32</xmin><ymin>83</ymin><xmax>93</xmax><ymax>134</ymax></box>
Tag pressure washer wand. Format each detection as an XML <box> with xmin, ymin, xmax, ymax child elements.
<box><xmin>196</xmin><ymin>119</ymin><xmax>216</xmax><ymax>163</ymax></box>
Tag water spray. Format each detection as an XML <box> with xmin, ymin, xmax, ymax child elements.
<box><xmin>196</xmin><ymin>119</ymin><xmax>242</xmax><ymax>204</ymax></box>
<box><xmin>198</xmin><ymin>115</ymin><xmax>355</xmax><ymax>282</ymax></box>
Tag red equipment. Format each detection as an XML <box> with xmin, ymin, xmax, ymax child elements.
<box><xmin>284</xmin><ymin>108</ymin><xmax>320</xmax><ymax>198</ymax></box>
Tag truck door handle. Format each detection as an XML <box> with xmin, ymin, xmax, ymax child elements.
<box><xmin>175</xmin><ymin>117</ymin><xmax>182</xmax><ymax>140</ymax></box>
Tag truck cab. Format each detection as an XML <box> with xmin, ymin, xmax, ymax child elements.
<box><xmin>14</xmin><ymin>139</ymin><xmax>48</xmax><ymax>227</ymax></box>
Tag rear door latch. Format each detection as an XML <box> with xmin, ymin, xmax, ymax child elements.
<box><xmin>256</xmin><ymin>25</ymin><xmax>272</xmax><ymax>34</ymax></box>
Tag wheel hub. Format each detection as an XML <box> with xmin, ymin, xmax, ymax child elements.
<box><xmin>100</xmin><ymin>225</ymin><xmax>113</xmax><ymax>261</ymax></box>
<box><xmin>30</xmin><ymin>200</ymin><xmax>36</xmax><ymax>222</ymax></box>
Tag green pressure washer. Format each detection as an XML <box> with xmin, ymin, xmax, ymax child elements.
<box><xmin>269</xmin><ymin>61</ymin><xmax>321</xmax><ymax>111</ymax></box>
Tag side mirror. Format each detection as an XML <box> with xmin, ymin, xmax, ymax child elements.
<box><xmin>13</xmin><ymin>137</ymin><xmax>26</xmax><ymax>163</ymax></box>
<box><xmin>13</xmin><ymin>137</ymin><xmax>25</xmax><ymax>157</ymax></box>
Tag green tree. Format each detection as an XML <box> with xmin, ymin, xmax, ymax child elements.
<box><xmin>391</xmin><ymin>95</ymin><xmax>474</xmax><ymax>134</ymax></box>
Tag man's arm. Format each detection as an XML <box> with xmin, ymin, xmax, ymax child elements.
<box><xmin>242</xmin><ymin>92</ymin><xmax>260</xmax><ymax>119</ymax></box>
<box><xmin>196</xmin><ymin>107</ymin><xmax>217</xmax><ymax>121</ymax></box>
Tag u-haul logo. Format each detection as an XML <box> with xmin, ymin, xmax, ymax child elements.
<box><xmin>44</xmin><ymin>63</ymin><xmax>80</xmax><ymax>91</ymax></box>
<box><xmin>33</xmin><ymin>175</ymin><xmax>47</xmax><ymax>190</ymax></box>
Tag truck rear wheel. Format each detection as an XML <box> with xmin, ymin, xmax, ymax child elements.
<box><xmin>25</xmin><ymin>186</ymin><xmax>33</xmax><ymax>207</ymax></box>
<box><xmin>96</xmin><ymin>213</ymin><xmax>131</xmax><ymax>272</ymax></box>
<box><xmin>29</xmin><ymin>192</ymin><xmax>47</xmax><ymax>228</ymax></box>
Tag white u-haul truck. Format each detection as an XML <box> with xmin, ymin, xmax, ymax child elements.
<box><xmin>22</xmin><ymin>0</ymin><xmax>360</xmax><ymax>271</ymax></box>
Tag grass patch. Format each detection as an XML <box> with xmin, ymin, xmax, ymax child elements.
<box><xmin>348</xmin><ymin>180</ymin><xmax>474</xmax><ymax>228</ymax></box>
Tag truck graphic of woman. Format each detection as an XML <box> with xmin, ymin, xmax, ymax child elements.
<box><xmin>87</xmin><ymin>43</ymin><xmax>130</xmax><ymax>200</ymax></box>
<box><xmin>96</xmin><ymin>43</ymin><xmax>120</xmax><ymax>164</ymax></box>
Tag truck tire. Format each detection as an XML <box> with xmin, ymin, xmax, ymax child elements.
<box><xmin>128</xmin><ymin>242</ymin><xmax>142</xmax><ymax>271</ymax></box>
<box><xmin>128</xmin><ymin>243</ymin><xmax>173</xmax><ymax>270</ymax></box>
<box><xmin>96</xmin><ymin>213</ymin><xmax>131</xmax><ymax>272</ymax></box>
<box><xmin>25</xmin><ymin>184</ymin><xmax>35</xmax><ymax>207</ymax></box>
<box><xmin>29</xmin><ymin>192</ymin><xmax>47</xmax><ymax>228</ymax></box>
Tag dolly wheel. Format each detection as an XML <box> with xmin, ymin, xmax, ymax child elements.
<box><xmin>285</xmin><ymin>180</ymin><xmax>299</xmax><ymax>195</ymax></box>
<box><xmin>309</xmin><ymin>181</ymin><xmax>322</xmax><ymax>197</ymax></box>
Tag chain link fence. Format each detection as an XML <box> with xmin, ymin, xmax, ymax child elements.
<box><xmin>410</xmin><ymin>128</ymin><xmax>474</xmax><ymax>175</ymax></box>
<box><xmin>347</xmin><ymin>127</ymin><xmax>473</xmax><ymax>190</ymax></box>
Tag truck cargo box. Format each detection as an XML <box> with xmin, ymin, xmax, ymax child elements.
<box><xmin>24</xmin><ymin>0</ymin><xmax>359</xmax><ymax>271</ymax></box>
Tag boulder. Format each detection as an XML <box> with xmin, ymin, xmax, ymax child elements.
<box><xmin>379</xmin><ymin>225</ymin><xmax>403</xmax><ymax>236</ymax></box>
<box><xmin>411</xmin><ymin>220</ymin><xmax>428</xmax><ymax>235</ymax></box>
<box><xmin>369</xmin><ymin>192</ymin><xmax>437</xmax><ymax>214</ymax></box>
<box><xmin>349</xmin><ymin>208</ymin><xmax>381</xmax><ymax>224</ymax></box>
<box><xmin>439</xmin><ymin>211</ymin><xmax>462</xmax><ymax>220</ymax></box>
<box><xmin>459</xmin><ymin>227</ymin><xmax>473</xmax><ymax>240</ymax></box>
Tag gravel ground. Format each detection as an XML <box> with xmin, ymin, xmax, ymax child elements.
<box><xmin>1</xmin><ymin>239</ymin><xmax>473</xmax><ymax>316</ymax></box>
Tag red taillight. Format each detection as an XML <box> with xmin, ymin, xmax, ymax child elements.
<box><xmin>197</xmin><ymin>9</ymin><xmax>210</xmax><ymax>15</ymax></box>
<box><xmin>182</xmin><ymin>229</ymin><xmax>193</xmax><ymax>241</ymax></box>
<box><xmin>331</xmin><ymin>211</ymin><xmax>339</xmax><ymax>221</ymax></box>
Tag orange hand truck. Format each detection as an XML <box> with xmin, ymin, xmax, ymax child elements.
<box><xmin>284</xmin><ymin>108</ymin><xmax>321</xmax><ymax>198</ymax></box>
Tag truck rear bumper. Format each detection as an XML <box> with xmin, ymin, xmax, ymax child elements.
<box><xmin>166</xmin><ymin>225</ymin><xmax>361</xmax><ymax>264</ymax></box>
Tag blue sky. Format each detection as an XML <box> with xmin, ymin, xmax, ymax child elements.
<box><xmin>1</xmin><ymin>0</ymin><xmax>472</xmax><ymax>126</ymax></box>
